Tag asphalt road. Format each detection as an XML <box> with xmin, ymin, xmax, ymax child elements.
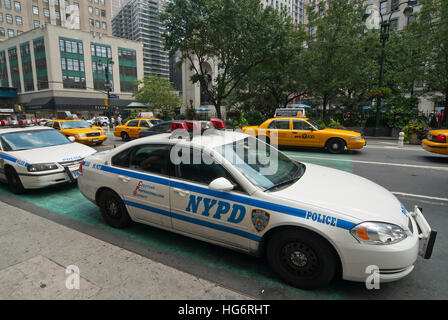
<box><xmin>1</xmin><ymin>133</ymin><xmax>446</xmax><ymax>300</ymax></box>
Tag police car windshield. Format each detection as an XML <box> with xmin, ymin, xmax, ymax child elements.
<box><xmin>61</xmin><ymin>121</ymin><xmax>91</xmax><ymax>129</ymax></box>
<box><xmin>215</xmin><ymin>137</ymin><xmax>305</xmax><ymax>191</ymax></box>
<box><xmin>0</xmin><ymin>129</ymin><xmax>71</xmax><ymax>151</ymax></box>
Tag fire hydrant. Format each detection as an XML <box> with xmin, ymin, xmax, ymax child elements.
<box><xmin>398</xmin><ymin>132</ymin><xmax>404</xmax><ymax>148</ymax></box>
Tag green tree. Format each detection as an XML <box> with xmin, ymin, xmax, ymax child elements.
<box><xmin>161</xmin><ymin>0</ymin><xmax>295</xmax><ymax>119</ymax></box>
<box><xmin>133</xmin><ymin>75</ymin><xmax>182</xmax><ymax>115</ymax></box>
<box><xmin>304</xmin><ymin>0</ymin><xmax>367</xmax><ymax>119</ymax></box>
<box><xmin>409</xmin><ymin>0</ymin><xmax>448</xmax><ymax>125</ymax></box>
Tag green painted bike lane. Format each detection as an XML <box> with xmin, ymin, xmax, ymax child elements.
<box><xmin>0</xmin><ymin>151</ymin><xmax>353</xmax><ymax>299</ymax></box>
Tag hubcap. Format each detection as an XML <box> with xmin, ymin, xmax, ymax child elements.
<box><xmin>332</xmin><ymin>143</ymin><xmax>339</xmax><ymax>150</ymax></box>
<box><xmin>281</xmin><ymin>242</ymin><xmax>320</xmax><ymax>276</ymax></box>
<box><xmin>107</xmin><ymin>200</ymin><xmax>120</xmax><ymax>217</ymax></box>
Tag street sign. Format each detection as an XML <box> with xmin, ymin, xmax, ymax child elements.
<box><xmin>109</xmin><ymin>94</ymin><xmax>119</xmax><ymax>99</ymax></box>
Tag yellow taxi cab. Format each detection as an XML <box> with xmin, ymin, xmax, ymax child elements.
<box><xmin>113</xmin><ymin>118</ymin><xmax>162</xmax><ymax>141</ymax></box>
<box><xmin>421</xmin><ymin>129</ymin><xmax>448</xmax><ymax>155</ymax></box>
<box><xmin>242</xmin><ymin>117</ymin><xmax>366</xmax><ymax>153</ymax></box>
<box><xmin>45</xmin><ymin>119</ymin><xmax>107</xmax><ymax>145</ymax></box>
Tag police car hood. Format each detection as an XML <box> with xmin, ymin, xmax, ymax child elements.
<box><xmin>11</xmin><ymin>143</ymin><xmax>96</xmax><ymax>164</ymax></box>
<box><xmin>272</xmin><ymin>162</ymin><xmax>408</xmax><ymax>227</ymax></box>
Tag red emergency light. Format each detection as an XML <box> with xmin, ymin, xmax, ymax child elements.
<box><xmin>209</xmin><ymin>118</ymin><xmax>226</xmax><ymax>129</ymax></box>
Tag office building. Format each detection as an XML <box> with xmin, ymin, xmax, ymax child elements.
<box><xmin>0</xmin><ymin>24</ymin><xmax>143</xmax><ymax>118</ymax></box>
<box><xmin>0</xmin><ymin>0</ymin><xmax>112</xmax><ymax>41</ymax></box>
<box><xmin>112</xmin><ymin>0</ymin><xmax>170</xmax><ymax>79</ymax></box>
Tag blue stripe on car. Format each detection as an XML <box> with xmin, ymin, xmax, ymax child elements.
<box><xmin>124</xmin><ymin>200</ymin><xmax>261</xmax><ymax>242</ymax></box>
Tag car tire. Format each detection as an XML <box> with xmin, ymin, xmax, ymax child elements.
<box><xmin>5</xmin><ymin>167</ymin><xmax>25</xmax><ymax>194</ymax></box>
<box><xmin>98</xmin><ymin>189</ymin><xmax>131</xmax><ymax>228</ymax></box>
<box><xmin>326</xmin><ymin>138</ymin><xmax>346</xmax><ymax>154</ymax></box>
<box><xmin>121</xmin><ymin>132</ymin><xmax>130</xmax><ymax>141</ymax></box>
<box><xmin>266</xmin><ymin>229</ymin><xmax>337</xmax><ymax>290</ymax></box>
<box><xmin>257</xmin><ymin>135</ymin><xmax>270</xmax><ymax>144</ymax></box>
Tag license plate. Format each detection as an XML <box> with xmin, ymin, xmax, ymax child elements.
<box><xmin>93</xmin><ymin>138</ymin><xmax>99</xmax><ymax>142</ymax></box>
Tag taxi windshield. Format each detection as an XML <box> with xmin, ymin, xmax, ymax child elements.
<box><xmin>215</xmin><ymin>137</ymin><xmax>305</xmax><ymax>191</ymax></box>
<box><xmin>0</xmin><ymin>129</ymin><xmax>71</xmax><ymax>151</ymax></box>
<box><xmin>61</xmin><ymin>121</ymin><xmax>91</xmax><ymax>129</ymax></box>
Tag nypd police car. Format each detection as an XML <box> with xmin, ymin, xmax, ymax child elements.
<box><xmin>78</xmin><ymin>123</ymin><xmax>436</xmax><ymax>289</ymax></box>
<box><xmin>0</xmin><ymin>126</ymin><xmax>96</xmax><ymax>194</ymax></box>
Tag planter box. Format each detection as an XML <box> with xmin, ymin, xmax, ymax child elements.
<box><xmin>409</xmin><ymin>133</ymin><xmax>421</xmax><ymax>145</ymax></box>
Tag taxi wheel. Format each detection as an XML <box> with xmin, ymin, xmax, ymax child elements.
<box><xmin>98</xmin><ymin>189</ymin><xmax>131</xmax><ymax>228</ymax></box>
<box><xmin>266</xmin><ymin>229</ymin><xmax>337</xmax><ymax>289</ymax></box>
<box><xmin>326</xmin><ymin>138</ymin><xmax>346</xmax><ymax>154</ymax></box>
<box><xmin>5</xmin><ymin>167</ymin><xmax>25</xmax><ymax>194</ymax></box>
<box><xmin>121</xmin><ymin>132</ymin><xmax>130</xmax><ymax>141</ymax></box>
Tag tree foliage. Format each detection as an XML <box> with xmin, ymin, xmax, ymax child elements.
<box><xmin>161</xmin><ymin>0</ymin><xmax>296</xmax><ymax>118</ymax></box>
<box><xmin>133</xmin><ymin>75</ymin><xmax>182</xmax><ymax>111</ymax></box>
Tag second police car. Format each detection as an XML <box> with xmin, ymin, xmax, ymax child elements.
<box><xmin>78</xmin><ymin>122</ymin><xmax>436</xmax><ymax>289</ymax></box>
<box><xmin>0</xmin><ymin>126</ymin><xmax>96</xmax><ymax>194</ymax></box>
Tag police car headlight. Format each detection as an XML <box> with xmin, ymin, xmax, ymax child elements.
<box><xmin>350</xmin><ymin>222</ymin><xmax>407</xmax><ymax>245</ymax></box>
<box><xmin>349</xmin><ymin>136</ymin><xmax>362</xmax><ymax>141</ymax></box>
<box><xmin>75</xmin><ymin>133</ymin><xmax>86</xmax><ymax>138</ymax></box>
<box><xmin>27</xmin><ymin>163</ymin><xmax>59</xmax><ymax>172</ymax></box>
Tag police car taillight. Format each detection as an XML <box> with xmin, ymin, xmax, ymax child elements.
<box><xmin>435</xmin><ymin>134</ymin><xmax>446</xmax><ymax>143</ymax></box>
<box><xmin>209</xmin><ymin>118</ymin><xmax>226</xmax><ymax>129</ymax></box>
<box><xmin>171</xmin><ymin>122</ymin><xmax>187</xmax><ymax>131</ymax></box>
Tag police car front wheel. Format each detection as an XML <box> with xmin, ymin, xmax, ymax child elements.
<box><xmin>98</xmin><ymin>189</ymin><xmax>131</xmax><ymax>228</ymax></box>
<box><xmin>5</xmin><ymin>167</ymin><xmax>25</xmax><ymax>194</ymax></box>
<box><xmin>266</xmin><ymin>229</ymin><xmax>337</xmax><ymax>289</ymax></box>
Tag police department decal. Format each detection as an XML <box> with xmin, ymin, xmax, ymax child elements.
<box><xmin>251</xmin><ymin>209</ymin><xmax>270</xmax><ymax>232</ymax></box>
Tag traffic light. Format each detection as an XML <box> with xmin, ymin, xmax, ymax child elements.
<box><xmin>104</xmin><ymin>99</ymin><xmax>109</xmax><ymax>107</ymax></box>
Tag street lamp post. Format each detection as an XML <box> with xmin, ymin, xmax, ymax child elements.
<box><xmin>366</xmin><ymin>1</ymin><xmax>415</xmax><ymax>137</ymax></box>
<box><xmin>98</xmin><ymin>59</ymin><xmax>114</xmax><ymax>126</ymax></box>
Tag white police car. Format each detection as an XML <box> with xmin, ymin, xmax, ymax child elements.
<box><xmin>0</xmin><ymin>126</ymin><xmax>96</xmax><ymax>194</ymax></box>
<box><xmin>78</xmin><ymin>123</ymin><xmax>436</xmax><ymax>289</ymax></box>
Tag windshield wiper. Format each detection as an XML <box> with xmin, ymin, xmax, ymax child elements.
<box><xmin>264</xmin><ymin>164</ymin><xmax>305</xmax><ymax>192</ymax></box>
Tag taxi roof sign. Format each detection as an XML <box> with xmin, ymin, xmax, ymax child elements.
<box><xmin>274</xmin><ymin>108</ymin><xmax>306</xmax><ymax>118</ymax></box>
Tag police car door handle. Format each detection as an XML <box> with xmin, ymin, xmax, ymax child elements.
<box><xmin>118</xmin><ymin>175</ymin><xmax>131</xmax><ymax>182</ymax></box>
<box><xmin>173</xmin><ymin>188</ymin><xmax>190</xmax><ymax>197</ymax></box>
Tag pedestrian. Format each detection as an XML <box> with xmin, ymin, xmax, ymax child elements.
<box><xmin>117</xmin><ymin>114</ymin><xmax>122</xmax><ymax>125</ymax></box>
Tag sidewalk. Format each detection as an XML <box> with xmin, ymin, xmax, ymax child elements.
<box><xmin>0</xmin><ymin>201</ymin><xmax>251</xmax><ymax>300</ymax></box>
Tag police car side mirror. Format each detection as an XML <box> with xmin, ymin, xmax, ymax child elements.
<box><xmin>208</xmin><ymin>177</ymin><xmax>234</xmax><ymax>192</ymax></box>
<box><xmin>68</xmin><ymin>136</ymin><xmax>75</xmax><ymax>143</ymax></box>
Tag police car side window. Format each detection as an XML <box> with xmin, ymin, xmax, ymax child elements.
<box><xmin>268</xmin><ymin>120</ymin><xmax>289</xmax><ymax>130</ymax></box>
<box><xmin>53</xmin><ymin>122</ymin><xmax>61</xmax><ymax>130</ymax></box>
<box><xmin>175</xmin><ymin>149</ymin><xmax>244</xmax><ymax>192</ymax></box>
<box><xmin>129</xmin><ymin>144</ymin><xmax>171</xmax><ymax>176</ymax></box>
<box><xmin>111</xmin><ymin>147</ymin><xmax>133</xmax><ymax>168</ymax></box>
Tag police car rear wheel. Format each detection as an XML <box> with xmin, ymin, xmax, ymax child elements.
<box><xmin>326</xmin><ymin>138</ymin><xmax>346</xmax><ymax>154</ymax></box>
<box><xmin>98</xmin><ymin>189</ymin><xmax>131</xmax><ymax>228</ymax></box>
<box><xmin>5</xmin><ymin>167</ymin><xmax>25</xmax><ymax>194</ymax></box>
<box><xmin>266</xmin><ymin>229</ymin><xmax>337</xmax><ymax>289</ymax></box>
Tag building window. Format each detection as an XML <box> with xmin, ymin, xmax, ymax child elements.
<box><xmin>391</xmin><ymin>0</ymin><xmax>400</xmax><ymax>11</ymax></box>
<box><xmin>380</xmin><ymin>1</ymin><xmax>387</xmax><ymax>15</ymax></box>
<box><xmin>390</xmin><ymin>18</ymin><xmax>399</xmax><ymax>30</ymax></box>
<box><xmin>0</xmin><ymin>28</ymin><xmax>5</xmax><ymax>37</ymax></box>
<box><xmin>89</xmin><ymin>18</ymin><xmax>94</xmax><ymax>27</ymax></box>
<box><xmin>13</xmin><ymin>1</ymin><xmax>20</xmax><ymax>11</ymax></box>
<box><xmin>55</xmin><ymin>11</ymin><xmax>60</xmax><ymax>20</ymax></box>
<box><xmin>7</xmin><ymin>29</ymin><xmax>14</xmax><ymax>37</ymax></box>
<box><xmin>0</xmin><ymin>14</ymin><xmax>3</xmax><ymax>23</ymax></box>
<box><xmin>6</xmin><ymin>14</ymin><xmax>13</xmax><ymax>24</ymax></box>
<box><xmin>20</xmin><ymin>43</ymin><xmax>35</xmax><ymax>92</ymax></box>
<box><xmin>88</xmin><ymin>6</ymin><xmax>93</xmax><ymax>14</ymax></box>
<box><xmin>34</xmin><ymin>20</ymin><xmax>40</xmax><ymax>28</ymax></box>
<box><xmin>95</xmin><ymin>8</ymin><xmax>99</xmax><ymax>16</ymax></box>
<box><xmin>15</xmin><ymin>15</ymin><xmax>21</xmax><ymax>25</ymax></box>
<box><xmin>101</xmin><ymin>22</ymin><xmax>107</xmax><ymax>30</ymax></box>
<box><xmin>44</xmin><ymin>9</ymin><xmax>50</xmax><ymax>17</ymax></box>
<box><xmin>95</xmin><ymin>20</ymin><xmax>100</xmax><ymax>28</ymax></box>
<box><xmin>33</xmin><ymin>6</ymin><xmax>39</xmax><ymax>15</ymax></box>
<box><xmin>5</xmin><ymin>0</ymin><xmax>11</xmax><ymax>9</ymax></box>
<box><xmin>101</xmin><ymin>9</ymin><xmax>106</xmax><ymax>17</ymax></box>
<box><xmin>34</xmin><ymin>38</ymin><xmax>49</xmax><ymax>90</ymax></box>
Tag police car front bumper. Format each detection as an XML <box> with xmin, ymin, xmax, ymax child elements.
<box><xmin>339</xmin><ymin>206</ymin><xmax>436</xmax><ymax>283</ymax></box>
<box><xmin>19</xmin><ymin>167</ymin><xmax>79</xmax><ymax>189</ymax></box>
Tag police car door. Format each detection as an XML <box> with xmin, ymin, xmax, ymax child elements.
<box><xmin>110</xmin><ymin>143</ymin><xmax>172</xmax><ymax>228</ymax></box>
<box><xmin>169</xmin><ymin>147</ymin><xmax>252</xmax><ymax>250</ymax></box>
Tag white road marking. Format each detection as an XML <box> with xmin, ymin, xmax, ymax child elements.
<box><xmin>287</xmin><ymin>154</ymin><xmax>448</xmax><ymax>171</ymax></box>
<box><xmin>392</xmin><ymin>192</ymin><xmax>448</xmax><ymax>202</ymax></box>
